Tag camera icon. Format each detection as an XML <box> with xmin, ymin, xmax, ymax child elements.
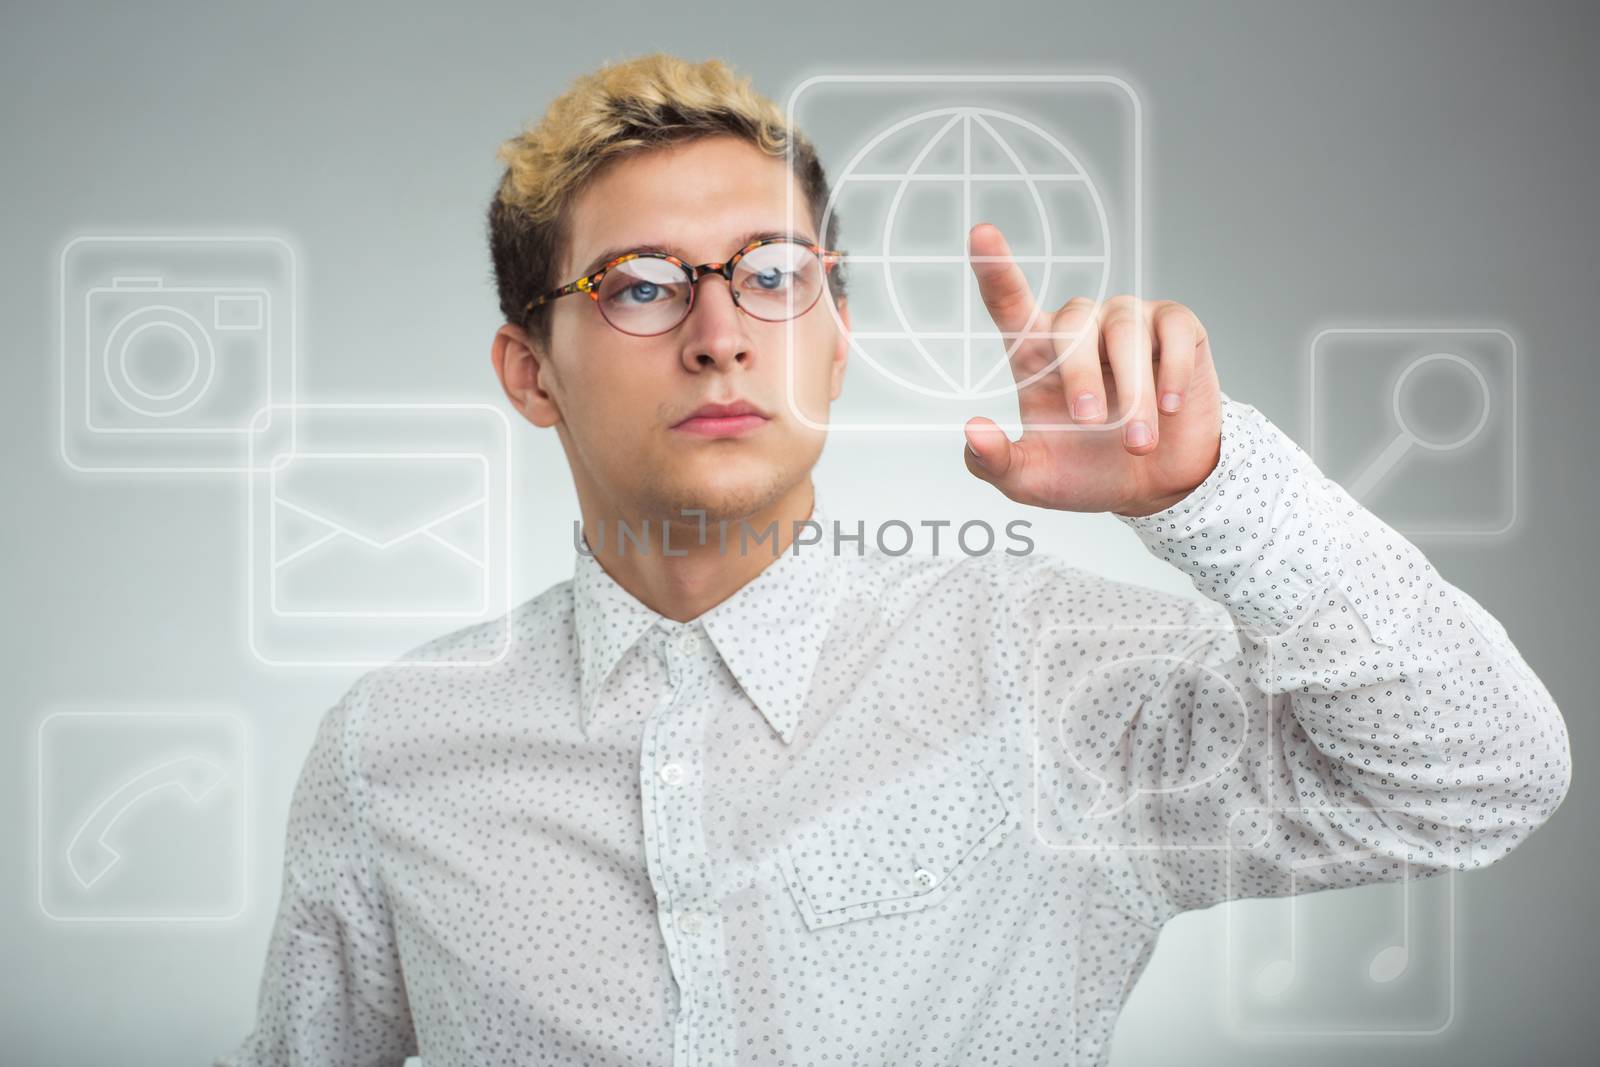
<box><xmin>60</xmin><ymin>235</ymin><xmax>297</xmax><ymax>473</ymax></box>
<box><xmin>86</xmin><ymin>276</ymin><xmax>269</xmax><ymax>427</ymax></box>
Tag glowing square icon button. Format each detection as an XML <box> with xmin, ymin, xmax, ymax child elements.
<box><xmin>36</xmin><ymin>708</ymin><xmax>248</xmax><ymax>923</ymax></box>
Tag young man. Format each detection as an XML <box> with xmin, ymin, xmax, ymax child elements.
<box><xmin>220</xmin><ymin>53</ymin><xmax>1572</xmax><ymax>1066</ymax></box>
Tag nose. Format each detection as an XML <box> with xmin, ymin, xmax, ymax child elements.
<box><xmin>679</xmin><ymin>271</ymin><xmax>751</xmax><ymax>371</ymax></box>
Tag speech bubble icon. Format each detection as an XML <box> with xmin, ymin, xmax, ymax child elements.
<box><xmin>1049</xmin><ymin>651</ymin><xmax>1253</xmax><ymax>823</ymax></box>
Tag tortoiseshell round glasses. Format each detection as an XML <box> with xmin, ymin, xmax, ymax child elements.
<box><xmin>523</xmin><ymin>236</ymin><xmax>846</xmax><ymax>337</ymax></box>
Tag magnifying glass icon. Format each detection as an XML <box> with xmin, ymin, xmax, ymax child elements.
<box><xmin>1347</xmin><ymin>352</ymin><xmax>1492</xmax><ymax>501</ymax></box>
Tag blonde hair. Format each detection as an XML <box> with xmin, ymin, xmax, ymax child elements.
<box><xmin>486</xmin><ymin>52</ymin><xmax>845</xmax><ymax>344</ymax></box>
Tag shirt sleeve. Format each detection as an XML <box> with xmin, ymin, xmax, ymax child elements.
<box><xmin>216</xmin><ymin>677</ymin><xmax>418</xmax><ymax>1066</ymax></box>
<box><xmin>1016</xmin><ymin>393</ymin><xmax>1573</xmax><ymax>919</ymax></box>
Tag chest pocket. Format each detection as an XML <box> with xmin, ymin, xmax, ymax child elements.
<box><xmin>776</xmin><ymin>744</ymin><xmax>1019</xmax><ymax>931</ymax></box>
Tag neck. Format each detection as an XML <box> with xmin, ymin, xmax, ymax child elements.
<box><xmin>576</xmin><ymin>479</ymin><xmax>817</xmax><ymax>623</ymax></box>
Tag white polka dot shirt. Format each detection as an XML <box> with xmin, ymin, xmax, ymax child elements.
<box><xmin>219</xmin><ymin>395</ymin><xmax>1572</xmax><ymax>1066</ymax></box>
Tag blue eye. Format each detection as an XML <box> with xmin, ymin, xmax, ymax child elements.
<box><xmin>617</xmin><ymin>281</ymin><xmax>662</xmax><ymax>304</ymax></box>
<box><xmin>750</xmin><ymin>268</ymin><xmax>791</xmax><ymax>291</ymax></box>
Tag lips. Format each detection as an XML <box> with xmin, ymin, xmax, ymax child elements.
<box><xmin>676</xmin><ymin>400</ymin><xmax>768</xmax><ymax>424</ymax></box>
<box><xmin>672</xmin><ymin>399</ymin><xmax>771</xmax><ymax>438</ymax></box>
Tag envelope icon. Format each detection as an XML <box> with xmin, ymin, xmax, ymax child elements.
<box><xmin>269</xmin><ymin>452</ymin><xmax>490</xmax><ymax>618</ymax></box>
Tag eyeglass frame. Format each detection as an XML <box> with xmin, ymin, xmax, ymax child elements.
<box><xmin>521</xmin><ymin>235</ymin><xmax>848</xmax><ymax>337</ymax></box>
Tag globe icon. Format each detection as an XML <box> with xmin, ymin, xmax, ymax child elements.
<box><xmin>818</xmin><ymin>106</ymin><xmax>1113</xmax><ymax>403</ymax></box>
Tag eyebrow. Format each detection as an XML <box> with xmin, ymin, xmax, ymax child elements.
<box><xmin>576</xmin><ymin>228</ymin><xmax>816</xmax><ymax>277</ymax></box>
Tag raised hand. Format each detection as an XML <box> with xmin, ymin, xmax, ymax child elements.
<box><xmin>960</xmin><ymin>223</ymin><xmax>1222</xmax><ymax>517</ymax></box>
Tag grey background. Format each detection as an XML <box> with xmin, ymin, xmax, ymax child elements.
<box><xmin>2</xmin><ymin>1</ymin><xmax>1595</xmax><ymax>1063</ymax></box>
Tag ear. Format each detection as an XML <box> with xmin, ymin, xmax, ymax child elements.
<box><xmin>827</xmin><ymin>296</ymin><xmax>850</xmax><ymax>402</ymax></box>
<box><xmin>492</xmin><ymin>322</ymin><xmax>562</xmax><ymax>428</ymax></box>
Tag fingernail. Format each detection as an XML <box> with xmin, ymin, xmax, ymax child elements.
<box><xmin>967</xmin><ymin>440</ymin><xmax>988</xmax><ymax>468</ymax></box>
<box><xmin>1160</xmin><ymin>391</ymin><xmax>1182</xmax><ymax>413</ymax></box>
<box><xmin>1072</xmin><ymin>392</ymin><xmax>1103</xmax><ymax>421</ymax></box>
<box><xmin>1126</xmin><ymin>421</ymin><xmax>1152</xmax><ymax>448</ymax></box>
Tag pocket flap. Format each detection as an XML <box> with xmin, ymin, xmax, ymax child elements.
<box><xmin>777</xmin><ymin>746</ymin><xmax>1017</xmax><ymax>931</ymax></box>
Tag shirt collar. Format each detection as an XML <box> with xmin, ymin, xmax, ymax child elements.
<box><xmin>572</xmin><ymin>491</ymin><xmax>840</xmax><ymax>745</ymax></box>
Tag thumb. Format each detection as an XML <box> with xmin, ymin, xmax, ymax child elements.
<box><xmin>963</xmin><ymin>417</ymin><xmax>1017</xmax><ymax>485</ymax></box>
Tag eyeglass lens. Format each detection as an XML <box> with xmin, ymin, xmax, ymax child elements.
<box><xmin>592</xmin><ymin>241</ymin><xmax>827</xmax><ymax>335</ymax></box>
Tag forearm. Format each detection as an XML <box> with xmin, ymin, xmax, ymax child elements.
<box><xmin>1122</xmin><ymin>395</ymin><xmax>1573</xmax><ymax>863</ymax></box>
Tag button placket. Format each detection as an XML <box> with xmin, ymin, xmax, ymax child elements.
<box><xmin>639</xmin><ymin>627</ymin><xmax>734</xmax><ymax>1066</ymax></box>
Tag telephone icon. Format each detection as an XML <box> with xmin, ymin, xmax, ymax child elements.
<box><xmin>37</xmin><ymin>709</ymin><xmax>247</xmax><ymax>923</ymax></box>
<box><xmin>65</xmin><ymin>755</ymin><xmax>229</xmax><ymax>889</ymax></box>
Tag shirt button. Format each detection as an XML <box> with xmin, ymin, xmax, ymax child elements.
<box><xmin>912</xmin><ymin>867</ymin><xmax>938</xmax><ymax>889</ymax></box>
<box><xmin>658</xmin><ymin>762</ymin><xmax>686</xmax><ymax>785</ymax></box>
<box><xmin>677</xmin><ymin>629</ymin><xmax>702</xmax><ymax>655</ymax></box>
<box><xmin>677</xmin><ymin>910</ymin><xmax>705</xmax><ymax>934</ymax></box>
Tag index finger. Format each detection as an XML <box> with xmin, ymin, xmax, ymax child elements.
<box><xmin>967</xmin><ymin>223</ymin><xmax>1046</xmax><ymax>351</ymax></box>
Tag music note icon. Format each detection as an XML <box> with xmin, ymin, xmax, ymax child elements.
<box><xmin>1225</xmin><ymin>829</ymin><xmax>1458</xmax><ymax>1037</ymax></box>
<box><xmin>1252</xmin><ymin>850</ymin><xmax>1413</xmax><ymax>999</ymax></box>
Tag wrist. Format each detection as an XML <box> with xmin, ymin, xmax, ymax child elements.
<box><xmin>1112</xmin><ymin>434</ymin><xmax>1223</xmax><ymax>519</ymax></box>
<box><xmin>1113</xmin><ymin>486</ymin><xmax>1194</xmax><ymax>518</ymax></box>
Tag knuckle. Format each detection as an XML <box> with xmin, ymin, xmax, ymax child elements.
<box><xmin>981</xmin><ymin>277</ymin><xmax>1031</xmax><ymax>316</ymax></box>
<box><xmin>1101</xmin><ymin>314</ymin><xmax>1142</xmax><ymax>346</ymax></box>
<box><xmin>1050</xmin><ymin>301</ymin><xmax>1093</xmax><ymax>331</ymax></box>
<box><xmin>981</xmin><ymin>291</ymin><xmax>1017</xmax><ymax>316</ymax></box>
<box><xmin>1153</xmin><ymin>301</ymin><xmax>1190</xmax><ymax>326</ymax></box>
<box><xmin>1159</xmin><ymin>304</ymin><xmax>1202</xmax><ymax>337</ymax></box>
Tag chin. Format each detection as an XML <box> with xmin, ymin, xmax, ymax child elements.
<box><xmin>658</xmin><ymin>470</ymin><xmax>793</xmax><ymax>526</ymax></box>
